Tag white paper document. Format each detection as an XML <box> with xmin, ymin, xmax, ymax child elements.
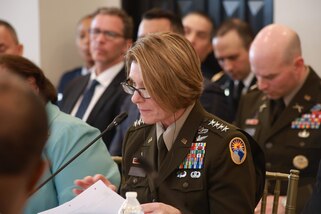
<box><xmin>39</xmin><ymin>180</ymin><xmax>125</xmax><ymax>214</ymax></box>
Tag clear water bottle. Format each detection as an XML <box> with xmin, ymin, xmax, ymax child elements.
<box><xmin>118</xmin><ymin>192</ymin><xmax>143</xmax><ymax>214</ymax></box>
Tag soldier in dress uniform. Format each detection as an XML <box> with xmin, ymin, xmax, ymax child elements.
<box><xmin>74</xmin><ymin>32</ymin><xmax>265</xmax><ymax>213</ymax></box>
<box><xmin>235</xmin><ymin>24</ymin><xmax>321</xmax><ymax>213</ymax></box>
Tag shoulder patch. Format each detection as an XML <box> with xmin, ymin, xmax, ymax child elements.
<box><xmin>229</xmin><ymin>137</ymin><xmax>247</xmax><ymax>165</ymax></box>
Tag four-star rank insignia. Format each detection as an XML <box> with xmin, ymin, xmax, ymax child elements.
<box><xmin>229</xmin><ymin>137</ymin><xmax>247</xmax><ymax>165</ymax></box>
<box><xmin>133</xmin><ymin>118</ymin><xmax>144</xmax><ymax>127</ymax></box>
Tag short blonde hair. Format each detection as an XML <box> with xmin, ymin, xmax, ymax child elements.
<box><xmin>126</xmin><ymin>32</ymin><xmax>203</xmax><ymax>112</ymax></box>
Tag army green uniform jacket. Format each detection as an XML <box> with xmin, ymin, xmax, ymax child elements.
<box><xmin>235</xmin><ymin>67</ymin><xmax>321</xmax><ymax>211</ymax></box>
<box><xmin>120</xmin><ymin>102</ymin><xmax>265</xmax><ymax>213</ymax></box>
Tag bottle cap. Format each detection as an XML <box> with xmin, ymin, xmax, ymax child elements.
<box><xmin>126</xmin><ymin>192</ymin><xmax>137</xmax><ymax>198</ymax></box>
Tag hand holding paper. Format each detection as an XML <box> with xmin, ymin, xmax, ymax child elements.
<box><xmin>39</xmin><ymin>180</ymin><xmax>124</xmax><ymax>214</ymax></box>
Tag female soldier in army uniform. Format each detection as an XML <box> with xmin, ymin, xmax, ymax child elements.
<box><xmin>74</xmin><ymin>32</ymin><xmax>265</xmax><ymax>213</ymax></box>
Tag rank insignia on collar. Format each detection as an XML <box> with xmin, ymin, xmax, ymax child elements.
<box><xmin>259</xmin><ymin>103</ymin><xmax>267</xmax><ymax>112</ymax></box>
<box><xmin>134</xmin><ymin>118</ymin><xmax>144</xmax><ymax>127</ymax></box>
<box><xmin>293</xmin><ymin>103</ymin><xmax>304</xmax><ymax>113</ymax></box>
<box><xmin>179</xmin><ymin>143</ymin><xmax>206</xmax><ymax>169</ymax></box>
<box><xmin>147</xmin><ymin>137</ymin><xmax>153</xmax><ymax>144</ymax></box>
<box><xmin>229</xmin><ymin>137</ymin><xmax>247</xmax><ymax>165</ymax></box>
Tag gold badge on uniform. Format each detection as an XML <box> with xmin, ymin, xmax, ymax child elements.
<box><xmin>293</xmin><ymin>155</ymin><xmax>309</xmax><ymax>169</ymax></box>
<box><xmin>229</xmin><ymin>137</ymin><xmax>247</xmax><ymax>165</ymax></box>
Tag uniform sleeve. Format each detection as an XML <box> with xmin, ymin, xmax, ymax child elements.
<box><xmin>46</xmin><ymin>116</ymin><xmax>121</xmax><ymax>204</ymax></box>
<box><xmin>207</xmin><ymin>131</ymin><xmax>257</xmax><ymax>213</ymax></box>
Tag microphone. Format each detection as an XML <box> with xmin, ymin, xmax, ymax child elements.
<box><xmin>29</xmin><ymin>112</ymin><xmax>128</xmax><ymax>196</ymax></box>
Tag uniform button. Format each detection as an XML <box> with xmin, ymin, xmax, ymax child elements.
<box><xmin>265</xmin><ymin>142</ymin><xmax>273</xmax><ymax>149</ymax></box>
<box><xmin>182</xmin><ymin>182</ymin><xmax>189</xmax><ymax>188</ymax></box>
<box><xmin>266</xmin><ymin>162</ymin><xmax>271</xmax><ymax>169</ymax></box>
<box><xmin>132</xmin><ymin>178</ymin><xmax>138</xmax><ymax>184</ymax></box>
<box><xmin>299</xmin><ymin>142</ymin><xmax>306</xmax><ymax>147</ymax></box>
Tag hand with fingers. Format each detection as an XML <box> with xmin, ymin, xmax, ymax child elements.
<box><xmin>73</xmin><ymin>174</ymin><xmax>117</xmax><ymax>195</ymax></box>
<box><xmin>141</xmin><ymin>202</ymin><xmax>181</xmax><ymax>214</ymax></box>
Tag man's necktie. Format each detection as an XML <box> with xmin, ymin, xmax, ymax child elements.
<box><xmin>270</xmin><ymin>99</ymin><xmax>285</xmax><ymax>125</ymax></box>
<box><xmin>233</xmin><ymin>81</ymin><xmax>244</xmax><ymax>108</ymax></box>
<box><xmin>75</xmin><ymin>79</ymin><xmax>99</xmax><ymax>119</ymax></box>
<box><xmin>157</xmin><ymin>133</ymin><xmax>167</xmax><ymax>170</ymax></box>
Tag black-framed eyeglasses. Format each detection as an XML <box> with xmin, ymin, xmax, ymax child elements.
<box><xmin>121</xmin><ymin>80</ymin><xmax>151</xmax><ymax>99</ymax></box>
<box><xmin>89</xmin><ymin>28</ymin><xmax>124</xmax><ymax>40</ymax></box>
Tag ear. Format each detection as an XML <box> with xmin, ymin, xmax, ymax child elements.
<box><xmin>294</xmin><ymin>56</ymin><xmax>304</xmax><ymax>69</ymax></box>
<box><xmin>17</xmin><ymin>44</ymin><xmax>24</xmax><ymax>56</ymax></box>
<box><xmin>27</xmin><ymin>160</ymin><xmax>46</xmax><ymax>194</ymax></box>
<box><xmin>122</xmin><ymin>39</ymin><xmax>133</xmax><ymax>53</ymax></box>
<box><xmin>26</xmin><ymin>77</ymin><xmax>40</xmax><ymax>94</ymax></box>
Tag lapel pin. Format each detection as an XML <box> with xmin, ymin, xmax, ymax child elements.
<box><xmin>147</xmin><ymin>137</ymin><xmax>153</xmax><ymax>144</ymax></box>
<box><xmin>293</xmin><ymin>103</ymin><xmax>304</xmax><ymax>113</ymax></box>
<box><xmin>304</xmin><ymin>95</ymin><xmax>311</xmax><ymax>101</ymax></box>
<box><xmin>181</xmin><ymin>138</ymin><xmax>188</xmax><ymax>145</ymax></box>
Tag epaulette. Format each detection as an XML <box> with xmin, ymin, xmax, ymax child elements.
<box><xmin>211</xmin><ymin>71</ymin><xmax>225</xmax><ymax>82</ymax></box>
<box><xmin>249</xmin><ymin>84</ymin><xmax>258</xmax><ymax>91</ymax></box>
<box><xmin>203</xmin><ymin>117</ymin><xmax>231</xmax><ymax>135</ymax></box>
<box><xmin>128</xmin><ymin>118</ymin><xmax>149</xmax><ymax>131</ymax></box>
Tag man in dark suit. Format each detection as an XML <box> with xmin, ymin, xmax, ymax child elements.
<box><xmin>57</xmin><ymin>13</ymin><xmax>94</xmax><ymax>104</ymax></box>
<box><xmin>212</xmin><ymin>19</ymin><xmax>256</xmax><ymax>122</ymax></box>
<box><xmin>236</xmin><ymin>24</ymin><xmax>321</xmax><ymax>213</ymax></box>
<box><xmin>60</xmin><ymin>7</ymin><xmax>133</xmax><ymax>149</ymax></box>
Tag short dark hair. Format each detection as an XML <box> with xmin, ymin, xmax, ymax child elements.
<box><xmin>92</xmin><ymin>7</ymin><xmax>134</xmax><ymax>39</ymax></box>
<box><xmin>215</xmin><ymin>18</ymin><xmax>254</xmax><ymax>50</ymax></box>
<box><xmin>0</xmin><ymin>19</ymin><xmax>19</xmax><ymax>44</ymax></box>
<box><xmin>0</xmin><ymin>55</ymin><xmax>57</xmax><ymax>103</ymax></box>
<box><xmin>142</xmin><ymin>8</ymin><xmax>184</xmax><ymax>35</ymax></box>
<box><xmin>0</xmin><ymin>72</ymin><xmax>48</xmax><ymax>174</ymax></box>
<box><xmin>183</xmin><ymin>11</ymin><xmax>216</xmax><ymax>38</ymax></box>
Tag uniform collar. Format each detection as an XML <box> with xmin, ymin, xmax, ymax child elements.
<box><xmin>156</xmin><ymin>103</ymin><xmax>195</xmax><ymax>151</ymax></box>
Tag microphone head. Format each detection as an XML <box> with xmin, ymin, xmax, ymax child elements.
<box><xmin>113</xmin><ymin>112</ymin><xmax>128</xmax><ymax>126</ymax></box>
